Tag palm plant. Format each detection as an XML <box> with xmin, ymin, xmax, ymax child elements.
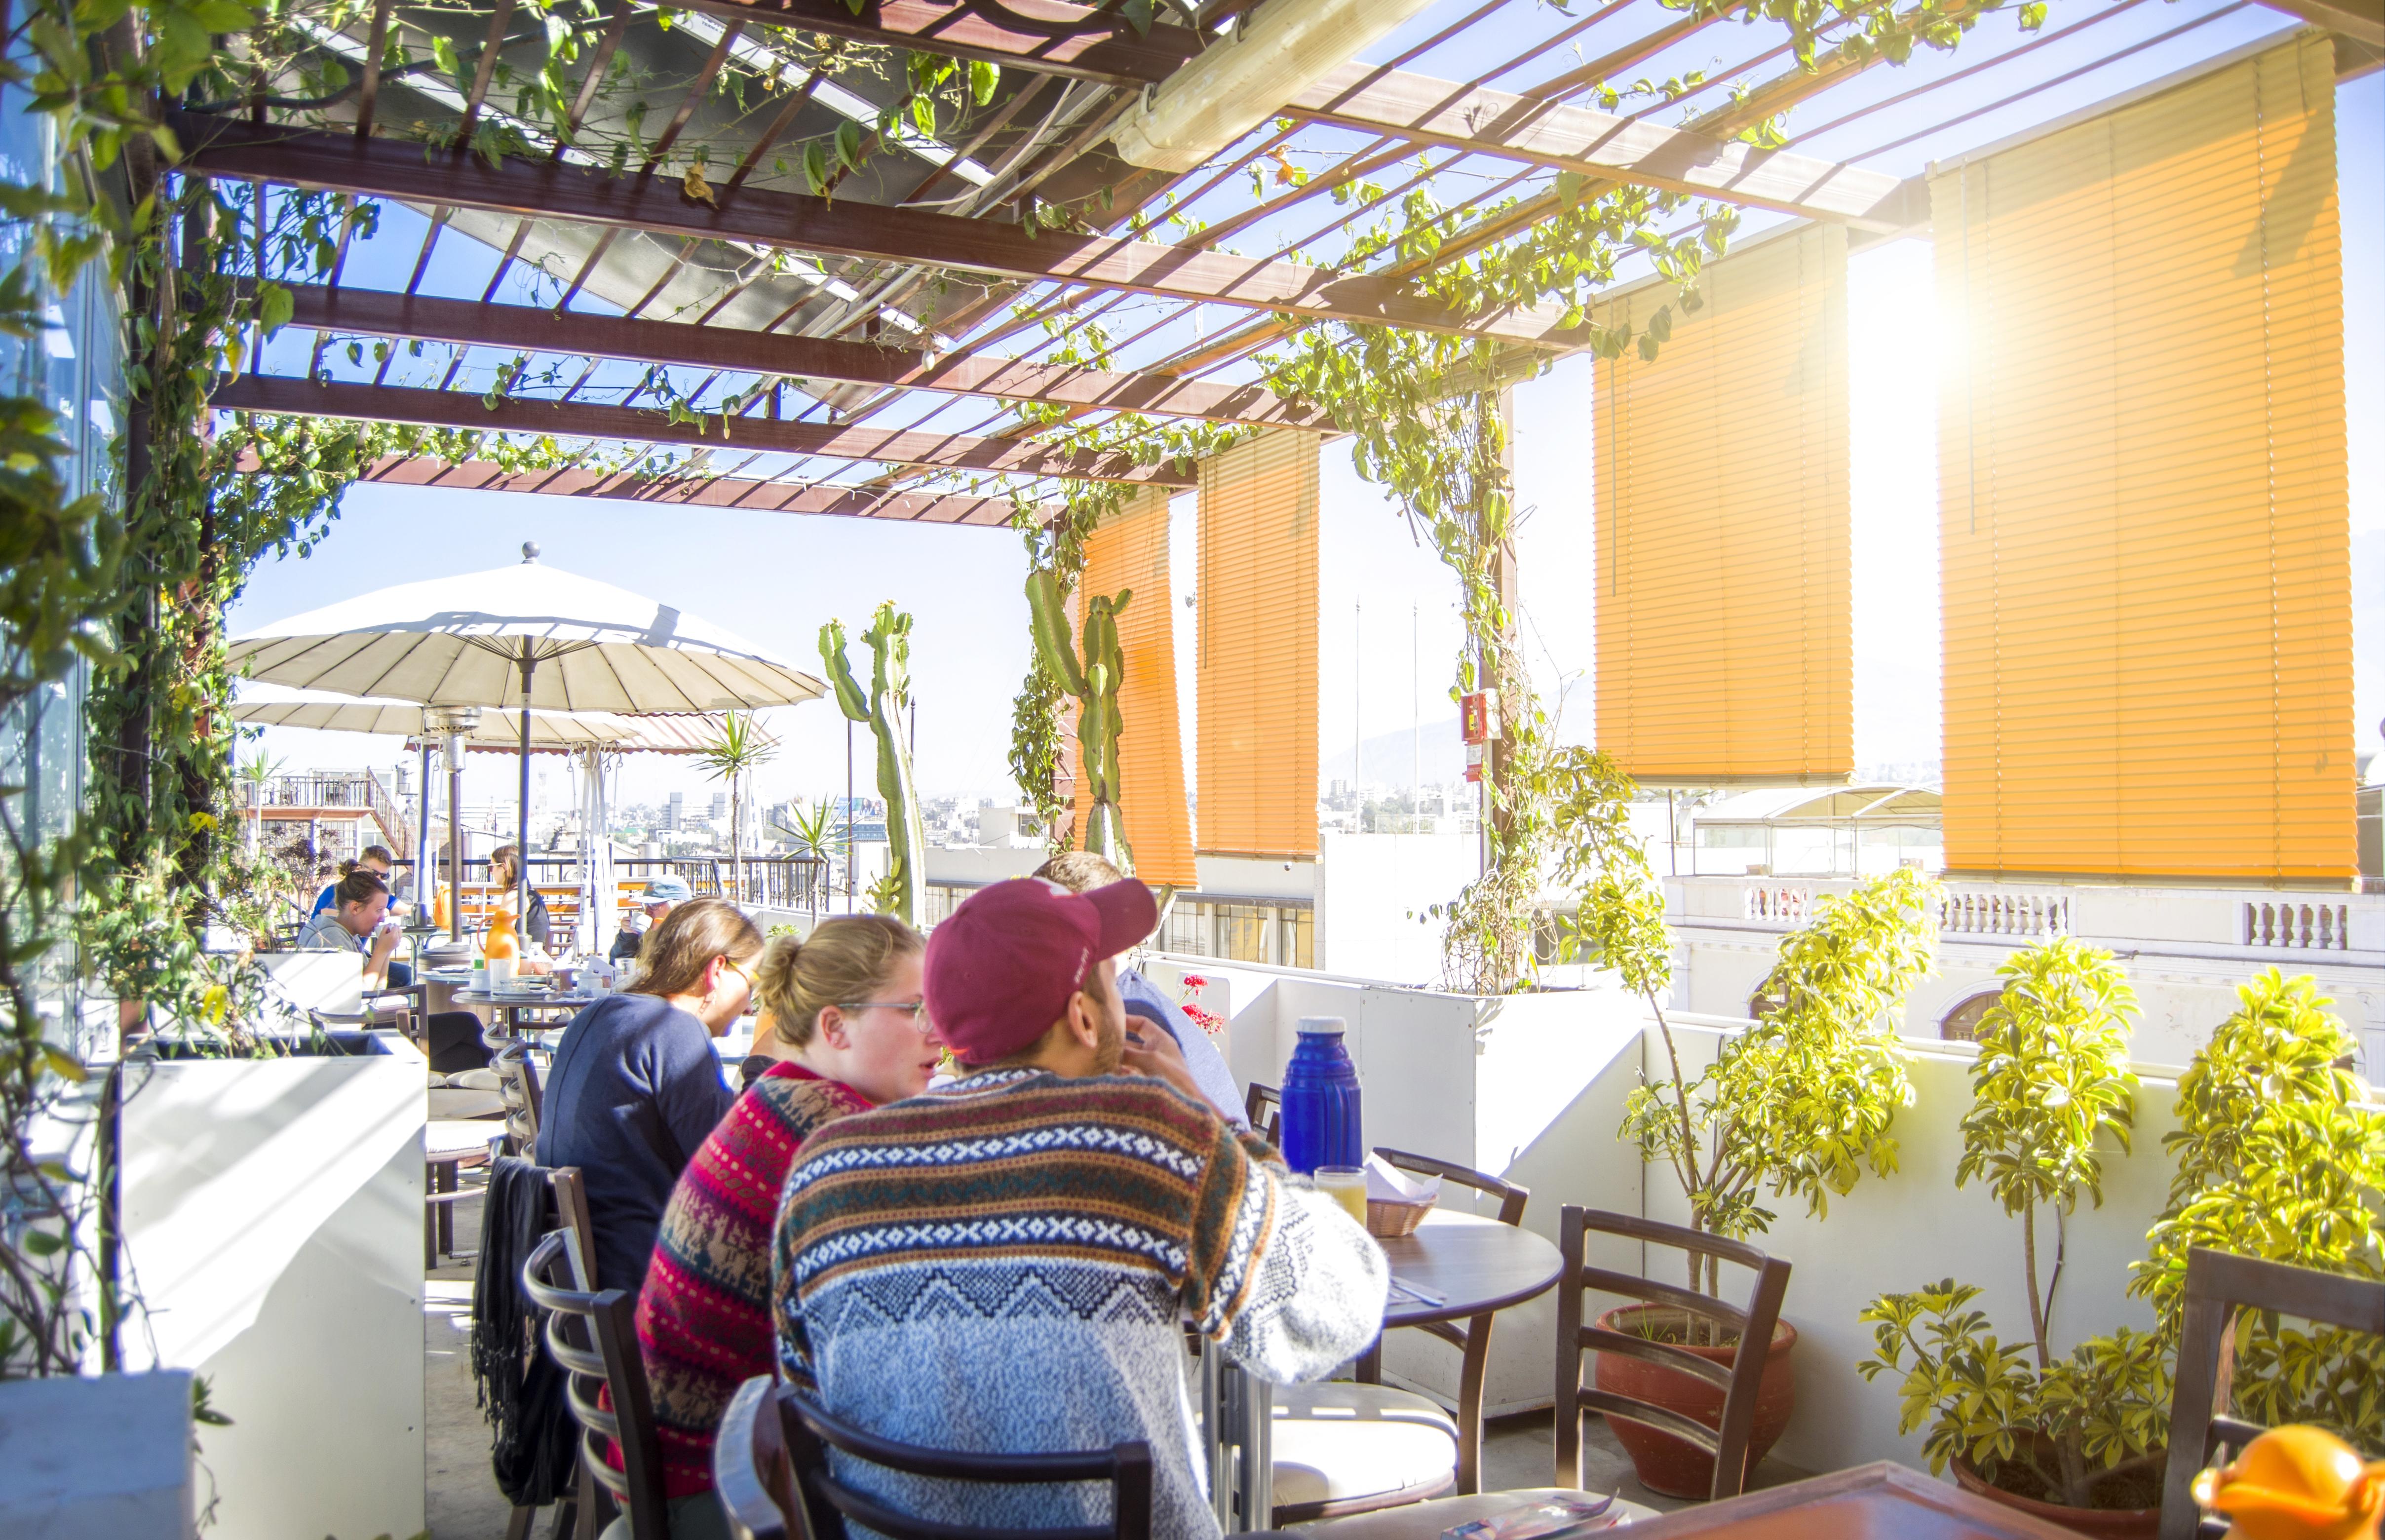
<box><xmin>770</xmin><ymin>797</ymin><xmax>848</xmax><ymax>912</ymax></box>
<box><xmin>696</xmin><ymin>712</ymin><xmax>777</xmax><ymax>902</ymax></box>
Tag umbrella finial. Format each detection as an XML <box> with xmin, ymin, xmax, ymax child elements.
<box><xmin>522</xmin><ymin>541</ymin><xmax>540</xmax><ymax>563</ymax></box>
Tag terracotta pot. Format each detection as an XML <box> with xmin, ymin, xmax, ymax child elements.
<box><xmin>1950</xmin><ymin>1445</ymin><xmax>2161</xmax><ymax>1540</ymax></box>
<box><xmin>1591</xmin><ymin>1305</ymin><xmax>1797</xmax><ymax>1500</ymax></box>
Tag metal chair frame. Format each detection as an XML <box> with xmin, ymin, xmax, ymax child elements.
<box><xmin>1555</xmin><ymin>1206</ymin><xmax>1791</xmax><ymax>1503</ymax></box>
<box><xmin>521</xmin><ymin>1228</ymin><xmax>669</xmax><ymax>1540</ymax></box>
<box><xmin>2156</xmin><ymin>1246</ymin><xmax>2385</xmax><ymax>1540</ymax></box>
<box><xmin>715</xmin><ymin>1373</ymin><xmax>1153</xmax><ymax>1540</ymax></box>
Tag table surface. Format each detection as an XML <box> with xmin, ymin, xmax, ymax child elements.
<box><xmin>1277</xmin><ymin>1465</ymin><xmax>2100</xmax><ymax>1539</ymax></box>
<box><xmin>1377</xmin><ymin>1209</ymin><xmax>1564</xmax><ymax>1329</ymax></box>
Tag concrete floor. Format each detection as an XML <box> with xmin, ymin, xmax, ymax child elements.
<box><xmin>423</xmin><ymin>1189</ymin><xmax>1800</xmax><ymax>1538</ymax></box>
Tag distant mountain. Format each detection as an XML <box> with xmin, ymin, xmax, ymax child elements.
<box><xmin>1321</xmin><ymin>716</ymin><xmax>1463</xmax><ymax>789</ymax></box>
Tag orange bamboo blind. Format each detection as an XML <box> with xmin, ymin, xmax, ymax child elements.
<box><xmin>1935</xmin><ymin>34</ymin><xmax>2351</xmax><ymax>883</ymax></box>
<box><xmin>1073</xmin><ymin>487</ymin><xmax>1198</xmax><ymax>887</ymax></box>
<box><xmin>1196</xmin><ymin>430</ymin><xmax>1320</xmax><ymax>858</ymax></box>
<box><xmin>1591</xmin><ymin>223</ymin><xmax>1852</xmax><ymax>784</ymax></box>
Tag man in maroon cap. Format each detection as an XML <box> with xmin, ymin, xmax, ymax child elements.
<box><xmin>770</xmin><ymin>875</ymin><xmax>1386</xmax><ymax>1538</ymax></box>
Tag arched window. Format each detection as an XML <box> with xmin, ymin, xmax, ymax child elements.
<box><xmin>1939</xmin><ymin>991</ymin><xmax>2001</xmax><ymax>1043</ymax></box>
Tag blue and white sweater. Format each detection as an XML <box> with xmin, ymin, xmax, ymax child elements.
<box><xmin>770</xmin><ymin>1067</ymin><xmax>1387</xmax><ymax>1538</ymax></box>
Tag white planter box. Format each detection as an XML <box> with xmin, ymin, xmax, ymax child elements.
<box><xmin>115</xmin><ymin>1031</ymin><xmax>426</xmax><ymax>1540</ymax></box>
<box><xmin>0</xmin><ymin>1371</ymin><xmax>193</xmax><ymax>1538</ymax></box>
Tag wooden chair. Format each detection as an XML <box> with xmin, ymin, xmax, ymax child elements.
<box><xmin>521</xmin><ymin>1227</ymin><xmax>668</xmax><ymax>1540</ymax></box>
<box><xmin>2157</xmin><ymin>1246</ymin><xmax>2385</xmax><ymax>1540</ymax></box>
<box><xmin>1267</xmin><ymin>1150</ymin><xmax>1528</xmax><ymax>1523</ymax></box>
<box><xmin>1556</xmin><ymin>1206</ymin><xmax>1791</xmax><ymax>1503</ymax></box>
<box><xmin>713</xmin><ymin>1374</ymin><xmax>1153</xmax><ymax>1540</ymax></box>
<box><xmin>1244</xmin><ymin>1081</ymin><xmax>1281</xmax><ymax>1144</ymax></box>
<box><xmin>491</xmin><ymin>1041</ymin><xmax>545</xmax><ymax>1156</ymax></box>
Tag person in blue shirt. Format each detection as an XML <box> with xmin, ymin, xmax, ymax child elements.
<box><xmin>311</xmin><ymin>846</ymin><xmax>396</xmax><ymax>918</ymax></box>
<box><xmin>538</xmin><ymin>895</ymin><xmax>760</xmax><ymax>1292</ymax></box>
<box><xmin>1031</xmin><ymin>852</ymin><xmax>1249</xmax><ymax>1130</ymax></box>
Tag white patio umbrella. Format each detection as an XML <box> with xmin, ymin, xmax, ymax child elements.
<box><xmin>229</xmin><ymin>544</ymin><xmax>822</xmax><ymax>943</ymax></box>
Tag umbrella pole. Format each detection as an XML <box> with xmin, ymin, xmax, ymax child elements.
<box><xmin>447</xmin><ymin>735</ymin><xmax>466</xmax><ymax>941</ymax></box>
<box><xmin>517</xmin><ymin>648</ymin><xmax>537</xmax><ymax>956</ymax></box>
<box><xmin>417</xmin><ymin>738</ymin><xmax>433</xmax><ymax>925</ymax></box>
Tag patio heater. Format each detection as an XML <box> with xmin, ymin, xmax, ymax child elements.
<box><xmin>424</xmin><ymin>703</ymin><xmax>482</xmax><ymax>943</ymax></box>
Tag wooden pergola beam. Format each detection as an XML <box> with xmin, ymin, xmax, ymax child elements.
<box><xmin>175</xmin><ymin>115</ymin><xmax>1586</xmax><ymax>346</ymax></box>
<box><xmin>1289</xmin><ymin>65</ymin><xmax>1925</xmax><ymax>231</ymax></box>
<box><xmin>674</xmin><ymin>0</ymin><xmax>1197</xmax><ymax>85</ymax></box>
<box><xmin>211</xmin><ymin>375</ymin><xmax>1200</xmax><ymax>484</ymax></box>
<box><xmin>260</xmin><ymin>281</ymin><xmax>1328</xmax><ymax>428</ymax></box>
<box><xmin>233</xmin><ymin>450</ymin><xmax>1039</xmax><ymax>524</ymax></box>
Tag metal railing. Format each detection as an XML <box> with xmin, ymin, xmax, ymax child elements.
<box><xmin>248</xmin><ymin>770</ymin><xmax>410</xmax><ymax>855</ymax></box>
<box><xmin>395</xmin><ymin>854</ymin><xmax>826</xmax><ymax>910</ymax></box>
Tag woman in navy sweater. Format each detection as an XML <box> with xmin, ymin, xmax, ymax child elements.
<box><xmin>538</xmin><ymin>896</ymin><xmax>762</xmax><ymax>1292</ymax></box>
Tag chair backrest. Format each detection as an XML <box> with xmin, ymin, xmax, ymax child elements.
<box><xmin>767</xmin><ymin>1380</ymin><xmax>1153</xmax><ymax>1540</ymax></box>
<box><xmin>1244</xmin><ymin>1082</ymin><xmax>1281</xmax><ymax>1144</ymax></box>
<box><xmin>1372</xmin><ymin>1146</ymin><xmax>1528</xmax><ymax>1227</ymax></box>
<box><xmin>2157</xmin><ymin>1246</ymin><xmax>2385</xmax><ymax>1540</ymax></box>
<box><xmin>717</xmin><ymin>1375</ymin><xmax>801</xmax><ymax>1540</ymax></box>
<box><xmin>1556</xmin><ymin>1205</ymin><xmax>1791</xmax><ymax>1502</ymax></box>
<box><xmin>521</xmin><ymin>1227</ymin><xmax>668</xmax><ymax>1540</ymax></box>
<box><xmin>493</xmin><ymin>1042</ymin><xmax>545</xmax><ymax>1154</ymax></box>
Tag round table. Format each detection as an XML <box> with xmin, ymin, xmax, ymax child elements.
<box><xmin>454</xmin><ymin>985</ymin><xmax>597</xmax><ymax>1044</ymax></box>
<box><xmin>1379</xmin><ymin>1209</ymin><xmax>1564</xmax><ymax>1330</ymax></box>
<box><xmin>1208</xmin><ymin>1206</ymin><xmax>1564</xmax><ymax>1531</ymax></box>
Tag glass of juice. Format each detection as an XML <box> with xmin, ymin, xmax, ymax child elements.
<box><xmin>1315</xmin><ymin>1166</ymin><xmax>1369</xmax><ymax>1228</ymax></box>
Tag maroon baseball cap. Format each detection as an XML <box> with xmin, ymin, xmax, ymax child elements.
<box><xmin>924</xmin><ymin>877</ymin><xmax>1157</xmax><ymax>1065</ymax></box>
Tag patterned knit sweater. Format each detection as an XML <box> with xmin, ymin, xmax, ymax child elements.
<box><xmin>771</xmin><ymin>1067</ymin><xmax>1388</xmax><ymax>1540</ymax></box>
<box><xmin>629</xmin><ymin>1060</ymin><xmax>872</xmax><ymax>1497</ymax></box>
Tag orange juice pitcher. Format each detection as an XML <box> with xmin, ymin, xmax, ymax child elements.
<box><xmin>2195</xmin><ymin>1426</ymin><xmax>2385</xmax><ymax>1540</ymax></box>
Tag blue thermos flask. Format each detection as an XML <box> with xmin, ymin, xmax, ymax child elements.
<box><xmin>1279</xmin><ymin>1016</ymin><xmax>1363</xmax><ymax>1174</ymax></box>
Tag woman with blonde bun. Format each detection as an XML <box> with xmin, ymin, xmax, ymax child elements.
<box><xmin>619</xmin><ymin>914</ymin><xmax>935</xmax><ymax>1538</ymax></box>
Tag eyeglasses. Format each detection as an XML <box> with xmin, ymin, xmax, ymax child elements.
<box><xmin>840</xmin><ymin>1000</ymin><xmax>935</xmax><ymax>1034</ymax></box>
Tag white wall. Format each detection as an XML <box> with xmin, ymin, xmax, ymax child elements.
<box><xmin>1314</xmin><ymin>831</ymin><xmax>1481</xmax><ymax>983</ymax></box>
<box><xmin>115</xmin><ymin>1035</ymin><xmax>426</xmax><ymax>1540</ymax></box>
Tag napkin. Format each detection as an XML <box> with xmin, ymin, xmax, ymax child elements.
<box><xmin>1365</xmin><ymin>1152</ymin><xmax>1440</xmax><ymax>1205</ymax></box>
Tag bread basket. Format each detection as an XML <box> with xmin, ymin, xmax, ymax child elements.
<box><xmin>1366</xmin><ymin>1194</ymin><xmax>1433</xmax><ymax>1238</ymax></box>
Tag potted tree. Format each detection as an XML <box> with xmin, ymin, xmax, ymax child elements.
<box><xmin>1554</xmin><ymin>748</ymin><xmax>1940</xmax><ymax>1497</ymax></box>
<box><xmin>2129</xmin><ymin>969</ymin><xmax>2383</xmax><ymax>1450</ymax></box>
<box><xmin>1857</xmin><ymin>937</ymin><xmax>2167</xmax><ymax>1537</ymax></box>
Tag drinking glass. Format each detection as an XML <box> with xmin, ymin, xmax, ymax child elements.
<box><xmin>1314</xmin><ymin>1165</ymin><xmax>1369</xmax><ymax>1228</ymax></box>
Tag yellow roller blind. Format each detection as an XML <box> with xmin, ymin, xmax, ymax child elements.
<box><xmin>1073</xmin><ymin>487</ymin><xmax>1197</xmax><ymax>887</ymax></box>
<box><xmin>1196</xmin><ymin>430</ymin><xmax>1320</xmax><ymax>858</ymax></box>
<box><xmin>1592</xmin><ymin>223</ymin><xmax>1852</xmax><ymax>784</ymax></box>
<box><xmin>1936</xmin><ymin>34</ymin><xmax>2351</xmax><ymax>883</ymax></box>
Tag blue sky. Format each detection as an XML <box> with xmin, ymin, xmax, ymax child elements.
<box><xmin>229</xmin><ymin>21</ymin><xmax>2385</xmax><ymax>815</ymax></box>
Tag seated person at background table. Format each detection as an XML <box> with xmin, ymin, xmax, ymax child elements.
<box><xmin>624</xmin><ymin>914</ymin><xmax>939</xmax><ymax>1540</ymax></box>
<box><xmin>1032</xmin><ymin>850</ymin><xmax>1247</xmax><ymax>1129</ymax></box>
<box><xmin>486</xmin><ymin>844</ymin><xmax>552</xmax><ymax>954</ymax></box>
<box><xmin>312</xmin><ymin>845</ymin><xmax>395</xmax><ymax>917</ymax></box>
<box><xmin>296</xmin><ymin>868</ymin><xmax>405</xmax><ymax>991</ymax></box>
<box><xmin>298</xmin><ymin>869</ymin><xmax>489</xmax><ymax>1069</ymax></box>
<box><xmin>540</xmin><ymin>897</ymin><xmax>758</xmax><ymax>1292</ymax></box>
<box><xmin>770</xmin><ymin>877</ymin><xmax>1385</xmax><ymax>1539</ymax></box>
<box><xmin>611</xmin><ymin>873</ymin><xmax>692</xmax><ymax>965</ymax></box>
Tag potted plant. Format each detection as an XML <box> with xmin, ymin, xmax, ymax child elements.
<box><xmin>1554</xmin><ymin>748</ymin><xmax>1940</xmax><ymax>1497</ymax></box>
<box><xmin>2129</xmin><ymin>969</ymin><xmax>2383</xmax><ymax>1450</ymax></box>
<box><xmin>1857</xmin><ymin>937</ymin><xmax>2167</xmax><ymax>1537</ymax></box>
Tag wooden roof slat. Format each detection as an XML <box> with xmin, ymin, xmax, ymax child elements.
<box><xmin>174</xmin><ymin>114</ymin><xmax>1590</xmax><ymax>345</ymax></box>
<box><xmin>1290</xmin><ymin>64</ymin><xmax>1924</xmax><ymax>230</ymax></box>
<box><xmin>235</xmin><ymin>452</ymin><xmax>1040</xmax><ymax>524</ymax></box>
<box><xmin>210</xmin><ymin>375</ymin><xmax>1200</xmax><ymax>484</ymax></box>
<box><xmin>674</xmin><ymin>0</ymin><xmax>1197</xmax><ymax>85</ymax></box>
<box><xmin>256</xmin><ymin>281</ymin><xmax>1326</xmax><ymax>428</ymax></box>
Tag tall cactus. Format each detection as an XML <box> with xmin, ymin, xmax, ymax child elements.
<box><xmin>1026</xmin><ymin>568</ymin><xmax>1134</xmax><ymax>873</ymax></box>
<box><xmin>818</xmin><ymin>603</ymin><xmax>926</xmax><ymax>925</ymax></box>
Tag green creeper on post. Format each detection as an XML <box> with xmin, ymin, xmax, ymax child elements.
<box><xmin>818</xmin><ymin>603</ymin><xmax>927</xmax><ymax>926</ymax></box>
<box><xmin>1026</xmin><ymin>569</ymin><xmax>1134</xmax><ymax>873</ymax></box>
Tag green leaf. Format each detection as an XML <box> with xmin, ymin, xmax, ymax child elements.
<box><xmin>969</xmin><ymin>59</ymin><xmax>1000</xmax><ymax>106</ymax></box>
<box><xmin>1555</xmin><ymin>171</ymin><xmax>1585</xmax><ymax>210</ymax></box>
<box><xmin>835</xmin><ymin>121</ymin><xmax>865</xmax><ymax>174</ymax></box>
<box><xmin>256</xmin><ymin>282</ymin><xmax>294</xmax><ymax>336</ymax></box>
<box><xmin>803</xmin><ymin>141</ymin><xmax>831</xmax><ymax>195</ymax></box>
